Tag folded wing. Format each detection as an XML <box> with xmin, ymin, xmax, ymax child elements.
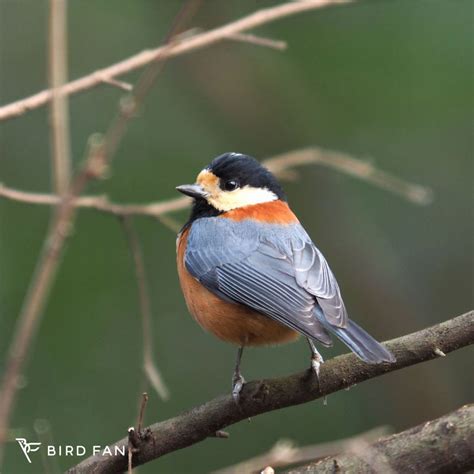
<box><xmin>185</xmin><ymin>219</ymin><xmax>350</xmax><ymax>345</ymax></box>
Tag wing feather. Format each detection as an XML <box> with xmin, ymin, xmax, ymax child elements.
<box><xmin>185</xmin><ymin>218</ymin><xmax>347</xmax><ymax>343</ymax></box>
<box><xmin>216</xmin><ymin>263</ymin><xmax>331</xmax><ymax>344</ymax></box>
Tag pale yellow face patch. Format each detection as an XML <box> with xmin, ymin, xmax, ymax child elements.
<box><xmin>196</xmin><ymin>169</ymin><xmax>277</xmax><ymax>212</ymax></box>
<box><xmin>196</xmin><ymin>169</ymin><xmax>219</xmax><ymax>189</ymax></box>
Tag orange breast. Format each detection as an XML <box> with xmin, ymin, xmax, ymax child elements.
<box><xmin>177</xmin><ymin>227</ymin><xmax>299</xmax><ymax>347</ymax></box>
<box><xmin>220</xmin><ymin>200</ymin><xmax>299</xmax><ymax>224</ymax></box>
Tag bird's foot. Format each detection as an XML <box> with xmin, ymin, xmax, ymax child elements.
<box><xmin>311</xmin><ymin>352</ymin><xmax>324</xmax><ymax>380</ymax></box>
<box><xmin>231</xmin><ymin>372</ymin><xmax>245</xmax><ymax>403</ymax></box>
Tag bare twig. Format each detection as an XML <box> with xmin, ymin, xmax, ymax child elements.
<box><xmin>214</xmin><ymin>426</ymin><xmax>390</xmax><ymax>474</ymax></box>
<box><xmin>128</xmin><ymin>392</ymin><xmax>151</xmax><ymax>474</ymax></box>
<box><xmin>284</xmin><ymin>404</ymin><xmax>474</xmax><ymax>473</ymax></box>
<box><xmin>137</xmin><ymin>393</ymin><xmax>149</xmax><ymax>434</ymax></box>
<box><xmin>0</xmin><ymin>147</ymin><xmax>433</xmax><ymax>223</ymax></box>
<box><xmin>101</xmin><ymin>76</ymin><xmax>133</xmax><ymax>92</ymax></box>
<box><xmin>0</xmin><ymin>142</ymin><xmax>107</xmax><ymax>462</ymax></box>
<box><xmin>67</xmin><ymin>311</ymin><xmax>474</xmax><ymax>473</ymax></box>
<box><xmin>121</xmin><ymin>217</ymin><xmax>169</xmax><ymax>400</ymax></box>
<box><xmin>0</xmin><ymin>184</ymin><xmax>191</xmax><ymax>216</ymax></box>
<box><xmin>228</xmin><ymin>33</ymin><xmax>287</xmax><ymax>50</ymax></box>
<box><xmin>0</xmin><ymin>1</ymin><xmax>198</xmax><ymax>460</ymax></box>
<box><xmin>49</xmin><ymin>0</ymin><xmax>71</xmax><ymax>195</ymax></box>
<box><xmin>266</xmin><ymin>148</ymin><xmax>434</xmax><ymax>205</ymax></box>
<box><xmin>89</xmin><ymin>0</ymin><xmax>199</xmax><ymax>177</ymax></box>
<box><xmin>178</xmin><ymin>28</ymin><xmax>287</xmax><ymax>51</ymax></box>
<box><xmin>0</xmin><ymin>0</ymin><xmax>349</xmax><ymax>121</ymax></box>
<box><xmin>155</xmin><ymin>213</ymin><xmax>183</xmax><ymax>233</ymax></box>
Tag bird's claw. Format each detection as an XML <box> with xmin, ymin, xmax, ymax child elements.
<box><xmin>232</xmin><ymin>373</ymin><xmax>245</xmax><ymax>403</ymax></box>
<box><xmin>311</xmin><ymin>353</ymin><xmax>324</xmax><ymax>381</ymax></box>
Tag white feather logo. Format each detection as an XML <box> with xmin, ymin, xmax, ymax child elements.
<box><xmin>16</xmin><ymin>438</ymin><xmax>41</xmax><ymax>463</ymax></box>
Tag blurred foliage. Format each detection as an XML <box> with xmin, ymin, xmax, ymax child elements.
<box><xmin>0</xmin><ymin>0</ymin><xmax>472</xmax><ymax>473</ymax></box>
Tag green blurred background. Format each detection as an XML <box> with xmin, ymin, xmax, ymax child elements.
<box><xmin>1</xmin><ymin>0</ymin><xmax>472</xmax><ymax>472</ymax></box>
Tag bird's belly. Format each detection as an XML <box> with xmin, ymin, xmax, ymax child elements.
<box><xmin>180</xmin><ymin>273</ymin><xmax>298</xmax><ymax>346</ymax></box>
<box><xmin>177</xmin><ymin>232</ymin><xmax>298</xmax><ymax>346</ymax></box>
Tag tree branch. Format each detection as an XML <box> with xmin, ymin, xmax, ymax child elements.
<box><xmin>48</xmin><ymin>0</ymin><xmax>71</xmax><ymax>195</ymax></box>
<box><xmin>0</xmin><ymin>1</ymin><xmax>198</xmax><ymax>461</ymax></box>
<box><xmin>0</xmin><ymin>0</ymin><xmax>348</xmax><ymax>121</ymax></box>
<box><xmin>214</xmin><ymin>426</ymin><xmax>390</xmax><ymax>474</ymax></box>
<box><xmin>0</xmin><ymin>147</ymin><xmax>433</xmax><ymax>222</ymax></box>
<box><xmin>120</xmin><ymin>217</ymin><xmax>169</xmax><ymax>400</ymax></box>
<box><xmin>0</xmin><ymin>142</ymin><xmax>106</xmax><ymax>462</ymax></box>
<box><xmin>284</xmin><ymin>404</ymin><xmax>474</xmax><ymax>473</ymax></box>
<box><xmin>67</xmin><ymin>311</ymin><xmax>473</xmax><ymax>473</ymax></box>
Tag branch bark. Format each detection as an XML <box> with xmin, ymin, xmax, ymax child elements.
<box><xmin>67</xmin><ymin>311</ymin><xmax>474</xmax><ymax>473</ymax></box>
<box><xmin>0</xmin><ymin>0</ymin><xmax>348</xmax><ymax>121</ymax></box>
<box><xmin>284</xmin><ymin>404</ymin><xmax>474</xmax><ymax>474</ymax></box>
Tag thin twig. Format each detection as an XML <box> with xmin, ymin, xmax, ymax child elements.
<box><xmin>49</xmin><ymin>0</ymin><xmax>71</xmax><ymax>195</ymax></box>
<box><xmin>93</xmin><ymin>0</ymin><xmax>199</xmax><ymax>174</ymax></box>
<box><xmin>155</xmin><ymin>214</ymin><xmax>183</xmax><ymax>233</ymax></box>
<box><xmin>213</xmin><ymin>426</ymin><xmax>390</xmax><ymax>474</ymax></box>
<box><xmin>67</xmin><ymin>311</ymin><xmax>474</xmax><ymax>473</ymax></box>
<box><xmin>121</xmin><ymin>217</ymin><xmax>169</xmax><ymax>400</ymax></box>
<box><xmin>0</xmin><ymin>185</ymin><xmax>191</xmax><ymax>216</ymax></box>
<box><xmin>128</xmin><ymin>392</ymin><xmax>150</xmax><ymax>474</ymax></box>
<box><xmin>228</xmin><ymin>33</ymin><xmax>287</xmax><ymax>50</ymax></box>
<box><xmin>266</xmin><ymin>148</ymin><xmax>434</xmax><ymax>205</ymax></box>
<box><xmin>0</xmin><ymin>0</ymin><xmax>349</xmax><ymax>121</ymax></box>
<box><xmin>0</xmin><ymin>140</ymin><xmax>107</xmax><ymax>463</ymax></box>
<box><xmin>137</xmin><ymin>393</ymin><xmax>149</xmax><ymax>434</ymax></box>
<box><xmin>101</xmin><ymin>76</ymin><xmax>133</xmax><ymax>92</ymax></box>
<box><xmin>0</xmin><ymin>147</ymin><xmax>434</xmax><ymax>222</ymax></box>
<box><xmin>0</xmin><ymin>1</ymin><xmax>198</xmax><ymax>460</ymax></box>
<box><xmin>178</xmin><ymin>28</ymin><xmax>287</xmax><ymax>50</ymax></box>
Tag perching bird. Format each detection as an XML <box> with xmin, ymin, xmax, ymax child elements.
<box><xmin>176</xmin><ymin>152</ymin><xmax>395</xmax><ymax>401</ymax></box>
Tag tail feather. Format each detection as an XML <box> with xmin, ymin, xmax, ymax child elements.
<box><xmin>315</xmin><ymin>309</ymin><xmax>395</xmax><ymax>364</ymax></box>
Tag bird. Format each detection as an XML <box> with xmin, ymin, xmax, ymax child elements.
<box><xmin>176</xmin><ymin>152</ymin><xmax>395</xmax><ymax>401</ymax></box>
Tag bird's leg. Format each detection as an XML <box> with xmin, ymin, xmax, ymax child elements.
<box><xmin>231</xmin><ymin>346</ymin><xmax>245</xmax><ymax>403</ymax></box>
<box><xmin>307</xmin><ymin>338</ymin><xmax>324</xmax><ymax>380</ymax></box>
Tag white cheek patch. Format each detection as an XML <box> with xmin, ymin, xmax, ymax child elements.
<box><xmin>208</xmin><ymin>185</ymin><xmax>278</xmax><ymax>212</ymax></box>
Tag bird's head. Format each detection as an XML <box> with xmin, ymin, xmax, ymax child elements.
<box><xmin>176</xmin><ymin>152</ymin><xmax>286</xmax><ymax>212</ymax></box>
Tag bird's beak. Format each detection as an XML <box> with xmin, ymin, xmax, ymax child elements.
<box><xmin>176</xmin><ymin>184</ymin><xmax>208</xmax><ymax>199</ymax></box>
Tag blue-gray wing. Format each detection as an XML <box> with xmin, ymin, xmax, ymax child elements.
<box><xmin>292</xmin><ymin>238</ymin><xmax>348</xmax><ymax>327</ymax></box>
<box><xmin>185</xmin><ymin>218</ymin><xmax>348</xmax><ymax>344</ymax></box>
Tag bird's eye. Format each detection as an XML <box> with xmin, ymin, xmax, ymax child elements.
<box><xmin>224</xmin><ymin>180</ymin><xmax>239</xmax><ymax>191</ymax></box>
